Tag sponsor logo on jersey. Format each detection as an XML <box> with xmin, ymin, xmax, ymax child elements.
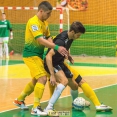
<box><xmin>31</xmin><ymin>25</ymin><xmax>39</xmax><ymax>31</ymax></box>
<box><xmin>0</xmin><ymin>25</ymin><xmax>7</xmax><ymax>28</ymax></box>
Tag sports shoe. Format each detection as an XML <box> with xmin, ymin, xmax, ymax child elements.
<box><xmin>31</xmin><ymin>106</ymin><xmax>47</xmax><ymax>116</ymax></box>
<box><xmin>44</xmin><ymin>107</ymin><xmax>59</xmax><ymax>116</ymax></box>
<box><xmin>13</xmin><ymin>98</ymin><xmax>29</xmax><ymax>110</ymax></box>
<box><xmin>96</xmin><ymin>104</ymin><xmax>112</xmax><ymax>112</ymax></box>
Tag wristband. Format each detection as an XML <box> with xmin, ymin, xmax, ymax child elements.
<box><xmin>54</xmin><ymin>45</ymin><xmax>59</xmax><ymax>51</ymax></box>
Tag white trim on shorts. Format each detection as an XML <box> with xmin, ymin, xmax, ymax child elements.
<box><xmin>0</xmin><ymin>37</ymin><xmax>9</xmax><ymax>43</ymax></box>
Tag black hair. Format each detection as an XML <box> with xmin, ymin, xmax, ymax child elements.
<box><xmin>70</xmin><ymin>21</ymin><xmax>85</xmax><ymax>34</ymax></box>
<box><xmin>38</xmin><ymin>1</ymin><xmax>53</xmax><ymax>11</ymax></box>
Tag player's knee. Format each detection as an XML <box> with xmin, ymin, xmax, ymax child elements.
<box><xmin>71</xmin><ymin>85</ymin><xmax>78</xmax><ymax>90</ymax></box>
<box><xmin>37</xmin><ymin>76</ymin><xmax>47</xmax><ymax>84</ymax></box>
<box><xmin>61</xmin><ymin>78</ymin><xmax>68</xmax><ymax>86</ymax></box>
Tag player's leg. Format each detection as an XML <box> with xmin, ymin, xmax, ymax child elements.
<box><xmin>13</xmin><ymin>56</ymin><xmax>48</xmax><ymax>115</ymax></box>
<box><xmin>13</xmin><ymin>57</ymin><xmax>36</xmax><ymax>110</ymax></box>
<box><xmin>79</xmin><ymin>79</ymin><xmax>112</xmax><ymax>111</ymax></box>
<box><xmin>14</xmin><ymin>79</ymin><xmax>35</xmax><ymax>108</ymax></box>
<box><xmin>0</xmin><ymin>38</ymin><xmax>3</xmax><ymax>58</ymax></box>
<box><xmin>70</xmin><ymin>89</ymin><xmax>78</xmax><ymax>101</ymax></box>
<box><xmin>31</xmin><ymin>75</ymin><xmax>47</xmax><ymax>116</ymax></box>
<box><xmin>68</xmin><ymin>77</ymin><xmax>90</xmax><ymax>107</ymax></box>
<box><xmin>44</xmin><ymin>66</ymin><xmax>68</xmax><ymax>114</ymax></box>
<box><xmin>3</xmin><ymin>37</ymin><xmax>9</xmax><ymax>59</ymax></box>
<box><xmin>26</xmin><ymin>56</ymin><xmax>48</xmax><ymax>116</ymax></box>
<box><xmin>63</xmin><ymin>62</ymin><xmax>89</xmax><ymax>105</ymax></box>
<box><xmin>64</xmin><ymin>62</ymin><xmax>112</xmax><ymax>111</ymax></box>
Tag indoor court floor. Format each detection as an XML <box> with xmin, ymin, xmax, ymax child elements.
<box><xmin>0</xmin><ymin>54</ymin><xmax>117</xmax><ymax>117</ymax></box>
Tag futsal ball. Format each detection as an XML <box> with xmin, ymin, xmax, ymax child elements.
<box><xmin>73</xmin><ymin>97</ymin><xmax>85</xmax><ymax>111</ymax></box>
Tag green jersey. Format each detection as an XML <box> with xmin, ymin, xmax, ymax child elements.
<box><xmin>0</xmin><ymin>20</ymin><xmax>12</xmax><ymax>37</ymax></box>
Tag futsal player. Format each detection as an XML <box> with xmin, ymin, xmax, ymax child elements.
<box><xmin>13</xmin><ymin>1</ymin><xmax>68</xmax><ymax>116</ymax></box>
<box><xmin>44</xmin><ymin>21</ymin><xmax>112</xmax><ymax>114</ymax></box>
<box><xmin>0</xmin><ymin>13</ymin><xmax>13</xmax><ymax>59</ymax></box>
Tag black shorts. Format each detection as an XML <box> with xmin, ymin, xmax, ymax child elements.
<box><xmin>44</xmin><ymin>62</ymin><xmax>73</xmax><ymax>78</ymax></box>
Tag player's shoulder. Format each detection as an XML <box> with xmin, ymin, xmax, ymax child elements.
<box><xmin>29</xmin><ymin>15</ymin><xmax>37</xmax><ymax>22</ymax></box>
<box><xmin>54</xmin><ymin>30</ymin><xmax>68</xmax><ymax>42</ymax></box>
<box><xmin>59</xmin><ymin>30</ymin><xmax>68</xmax><ymax>39</ymax></box>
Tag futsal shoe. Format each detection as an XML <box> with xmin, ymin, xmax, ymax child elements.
<box><xmin>31</xmin><ymin>106</ymin><xmax>47</xmax><ymax>116</ymax></box>
<box><xmin>96</xmin><ymin>104</ymin><xmax>112</xmax><ymax>112</ymax></box>
<box><xmin>13</xmin><ymin>98</ymin><xmax>29</xmax><ymax>110</ymax></box>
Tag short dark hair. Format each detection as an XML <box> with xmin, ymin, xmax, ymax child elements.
<box><xmin>70</xmin><ymin>21</ymin><xmax>85</xmax><ymax>34</ymax></box>
<box><xmin>38</xmin><ymin>1</ymin><xmax>53</xmax><ymax>11</ymax></box>
<box><xmin>2</xmin><ymin>13</ymin><xmax>5</xmax><ymax>15</ymax></box>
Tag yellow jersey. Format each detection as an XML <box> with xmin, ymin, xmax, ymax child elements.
<box><xmin>23</xmin><ymin>15</ymin><xmax>50</xmax><ymax>59</ymax></box>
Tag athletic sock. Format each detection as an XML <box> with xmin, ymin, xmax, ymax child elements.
<box><xmin>81</xmin><ymin>82</ymin><xmax>100</xmax><ymax>106</ymax></box>
<box><xmin>33</xmin><ymin>83</ymin><xmax>45</xmax><ymax>108</ymax></box>
<box><xmin>18</xmin><ymin>81</ymin><xmax>34</xmax><ymax>101</ymax></box>
<box><xmin>70</xmin><ymin>89</ymin><xmax>78</xmax><ymax>101</ymax></box>
<box><xmin>47</xmin><ymin>83</ymin><xmax>65</xmax><ymax>109</ymax></box>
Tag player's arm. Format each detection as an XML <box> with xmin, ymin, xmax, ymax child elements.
<box><xmin>30</xmin><ymin>22</ymin><xmax>68</xmax><ymax>56</ymax></box>
<box><xmin>9</xmin><ymin>28</ymin><xmax>13</xmax><ymax>39</ymax></box>
<box><xmin>37</xmin><ymin>37</ymin><xmax>68</xmax><ymax>56</ymax></box>
<box><xmin>68</xmin><ymin>51</ymin><xmax>74</xmax><ymax>64</ymax></box>
<box><xmin>46</xmin><ymin>49</ymin><xmax>57</xmax><ymax>86</ymax></box>
<box><xmin>47</xmin><ymin>36</ymin><xmax>53</xmax><ymax>43</ymax></box>
<box><xmin>8</xmin><ymin>20</ymin><xmax>13</xmax><ymax>39</ymax></box>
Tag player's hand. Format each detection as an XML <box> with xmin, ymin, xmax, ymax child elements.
<box><xmin>68</xmin><ymin>55</ymin><xmax>74</xmax><ymax>64</ymax></box>
<box><xmin>57</xmin><ymin>46</ymin><xmax>68</xmax><ymax>56</ymax></box>
<box><xmin>50</xmin><ymin>74</ymin><xmax>57</xmax><ymax>86</ymax></box>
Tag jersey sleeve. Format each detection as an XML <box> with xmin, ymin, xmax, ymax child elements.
<box><xmin>7</xmin><ymin>20</ymin><xmax>12</xmax><ymax>30</ymax></box>
<box><xmin>29</xmin><ymin>20</ymin><xmax>50</xmax><ymax>40</ymax></box>
<box><xmin>29</xmin><ymin>21</ymin><xmax>43</xmax><ymax>39</ymax></box>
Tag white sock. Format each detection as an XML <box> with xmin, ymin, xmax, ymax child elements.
<box><xmin>4</xmin><ymin>43</ymin><xmax>9</xmax><ymax>57</ymax></box>
<box><xmin>70</xmin><ymin>89</ymin><xmax>78</xmax><ymax>101</ymax></box>
<box><xmin>47</xmin><ymin>83</ymin><xmax>65</xmax><ymax>108</ymax></box>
